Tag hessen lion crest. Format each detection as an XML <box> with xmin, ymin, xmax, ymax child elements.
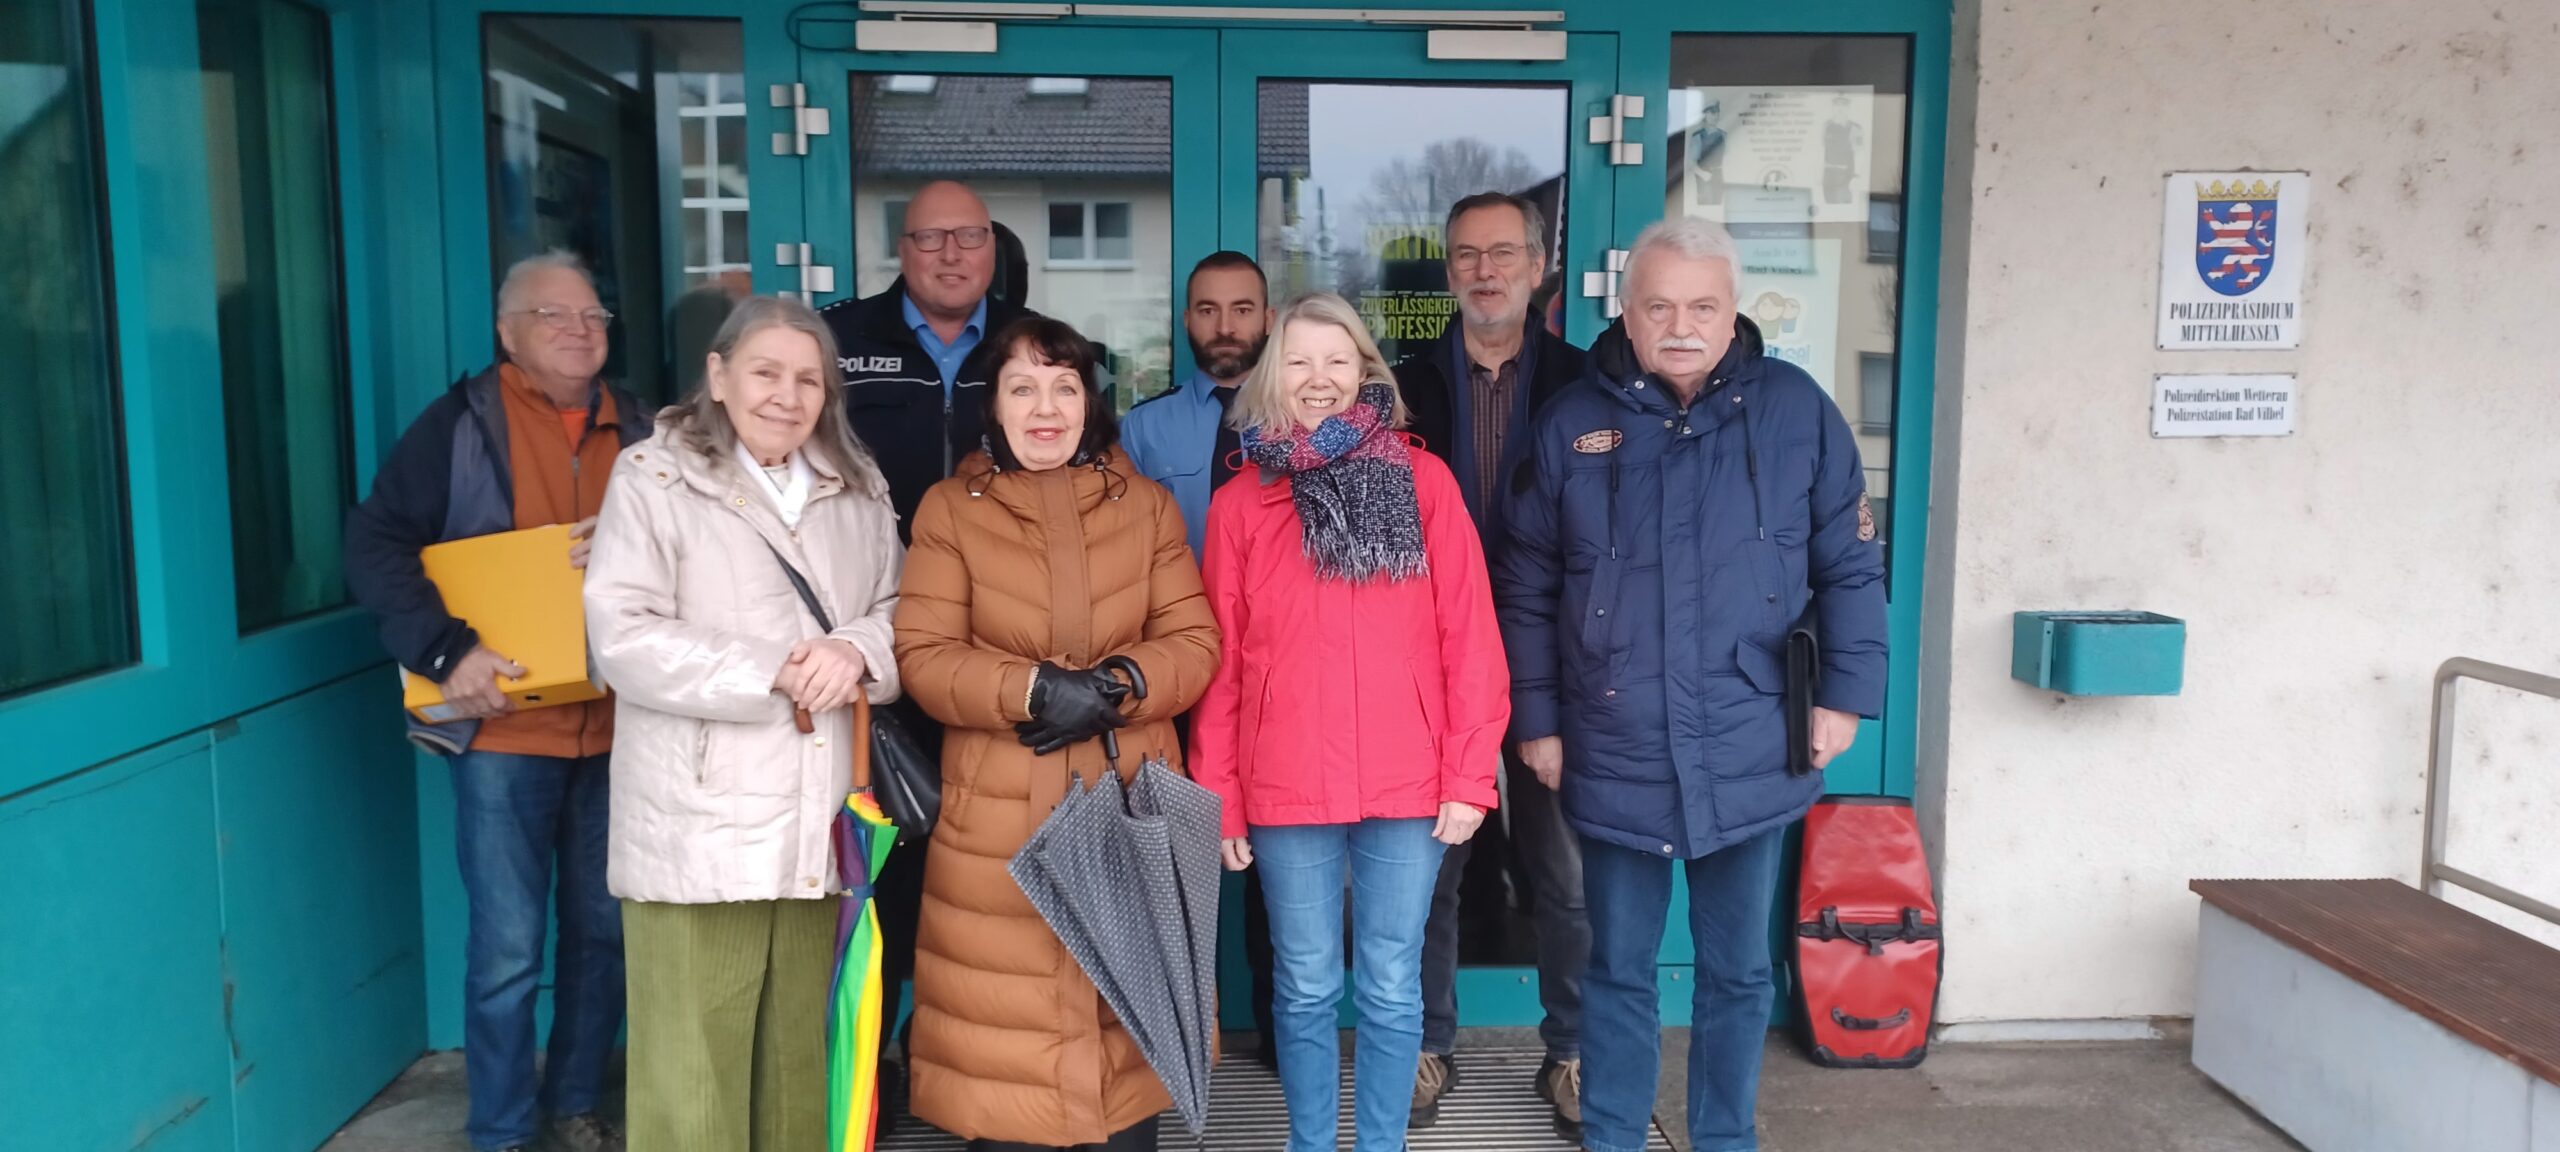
<box><xmin>2195</xmin><ymin>178</ymin><xmax>2280</xmax><ymax>298</ymax></box>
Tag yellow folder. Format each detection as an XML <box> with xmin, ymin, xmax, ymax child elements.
<box><xmin>402</xmin><ymin>523</ymin><xmax>605</xmax><ymax>723</ymax></box>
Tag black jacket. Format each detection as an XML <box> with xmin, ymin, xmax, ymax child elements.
<box><xmin>820</xmin><ymin>278</ymin><xmax>1035</xmax><ymax>538</ymax></box>
<box><xmin>344</xmin><ymin>366</ymin><xmax>651</xmax><ymax>681</ymax></box>
<box><xmin>1393</xmin><ymin>318</ymin><xmax>1587</xmax><ymax>539</ymax></box>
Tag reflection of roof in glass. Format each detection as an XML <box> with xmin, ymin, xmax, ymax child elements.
<box><xmin>851</xmin><ymin>74</ymin><xmax>1309</xmax><ymax>178</ymax></box>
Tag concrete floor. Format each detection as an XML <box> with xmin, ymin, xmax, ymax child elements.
<box><xmin>323</xmin><ymin>1029</ymin><xmax>2301</xmax><ymax>1152</ymax></box>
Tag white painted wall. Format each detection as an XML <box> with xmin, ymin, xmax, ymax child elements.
<box><xmin>1925</xmin><ymin>0</ymin><xmax>2560</xmax><ymax>1023</ymax></box>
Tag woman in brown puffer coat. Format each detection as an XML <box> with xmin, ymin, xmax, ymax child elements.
<box><xmin>892</xmin><ymin>316</ymin><xmax>1221</xmax><ymax>1152</ymax></box>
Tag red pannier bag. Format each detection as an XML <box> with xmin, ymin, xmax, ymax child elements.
<box><xmin>1794</xmin><ymin>796</ymin><xmax>1940</xmax><ymax>1068</ymax></box>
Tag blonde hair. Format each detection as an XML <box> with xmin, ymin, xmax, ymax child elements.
<box><xmin>1228</xmin><ymin>292</ymin><xmax>1409</xmax><ymax>436</ymax></box>
<box><xmin>667</xmin><ymin>295</ymin><xmax>884</xmax><ymax>496</ymax></box>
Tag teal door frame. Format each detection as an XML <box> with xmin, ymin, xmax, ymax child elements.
<box><xmin>784</xmin><ymin>18</ymin><xmax>1221</xmax><ymax>330</ymax></box>
<box><xmin>400</xmin><ymin>0</ymin><xmax>1949</xmax><ymax>1042</ymax></box>
<box><xmin>1634</xmin><ymin>1</ymin><xmax>1953</xmax><ymax>1027</ymax></box>
<box><xmin>1211</xmin><ymin>25</ymin><xmax>1629</xmax><ymax>1029</ymax></box>
<box><xmin>430</xmin><ymin>0</ymin><xmax>816</xmax><ymax>372</ymax></box>
<box><xmin>1637</xmin><ymin>2</ymin><xmax>1951</xmax><ymax>807</ymax></box>
<box><xmin>418</xmin><ymin>0</ymin><xmax>814</xmax><ymax>1049</ymax></box>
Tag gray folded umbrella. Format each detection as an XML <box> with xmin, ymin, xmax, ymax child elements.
<box><xmin>1008</xmin><ymin>755</ymin><xmax>1224</xmax><ymax>1136</ymax></box>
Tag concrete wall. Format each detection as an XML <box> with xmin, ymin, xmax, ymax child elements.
<box><xmin>1928</xmin><ymin>0</ymin><xmax>2560</xmax><ymax>1023</ymax></box>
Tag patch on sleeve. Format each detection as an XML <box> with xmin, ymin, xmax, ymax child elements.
<box><xmin>1856</xmin><ymin>494</ymin><xmax>1877</xmax><ymax>542</ymax></box>
<box><xmin>1571</xmin><ymin>429</ymin><xmax>1623</xmax><ymax>455</ymax></box>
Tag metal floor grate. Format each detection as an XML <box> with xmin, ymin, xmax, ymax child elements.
<box><xmin>878</xmin><ymin>1046</ymin><xmax>1675</xmax><ymax>1150</ymax></box>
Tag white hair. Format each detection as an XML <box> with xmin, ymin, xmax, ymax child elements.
<box><xmin>1623</xmin><ymin>216</ymin><xmax>1740</xmax><ymax>297</ymax></box>
<box><xmin>496</xmin><ymin>250</ymin><xmax>594</xmax><ymax>317</ymax></box>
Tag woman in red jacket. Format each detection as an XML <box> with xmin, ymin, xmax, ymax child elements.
<box><xmin>1189</xmin><ymin>292</ymin><xmax>1509</xmax><ymax>1152</ymax></box>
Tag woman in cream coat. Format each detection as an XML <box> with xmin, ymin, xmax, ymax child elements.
<box><xmin>584</xmin><ymin>295</ymin><xmax>904</xmax><ymax>1151</ymax></box>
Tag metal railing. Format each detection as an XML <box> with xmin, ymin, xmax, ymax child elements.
<box><xmin>2420</xmin><ymin>657</ymin><xmax>2560</xmax><ymax>927</ymax></box>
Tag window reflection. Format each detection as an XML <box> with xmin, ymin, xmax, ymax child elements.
<box><xmin>1667</xmin><ymin>36</ymin><xmax>1913</xmax><ymax>580</ymax></box>
<box><xmin>200</xmin><ymin>0</ymin><xmax>354</xmax><ymax>632</ymax></box>
<box><xmin>484</xmin><ymin>17</ymin><xmax>746</xmax><ymax>405</ymax></box>
<box><xmin>1256</xmin><ymin>81</ymin><xmax>1570</xmax><ymax>367</ymax></box>
<box><xmin>0</xmin><ymin>0</ymin><xmax>135</xmax><ymax>695</ymax></box>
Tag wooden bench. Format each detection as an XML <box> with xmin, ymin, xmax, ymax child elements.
<box><xmin>2189</xmin><ymin>878</ymin><xmax>2560</xmax><ymax>1152</ymax></box>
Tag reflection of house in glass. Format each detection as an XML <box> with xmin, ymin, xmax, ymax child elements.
<box><xmin>851</xmin><ymin>75</ymin><xmax>1309</xmax><ymax>404</ymax></box>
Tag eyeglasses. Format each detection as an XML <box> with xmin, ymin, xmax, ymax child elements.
<box><xmin>904</xmin><ymin>226</ymin><xmax>993</xmax><ymax>252</ymax></box>
<box><xmin>1450</xmin><ymin>243</ymin><xmax>1530</xmax><ymax>271</ymax></box>
<box><xmin>516</xmin><ymin>306</ymin><xmax>615</xmax><ymax>331</ymax></box>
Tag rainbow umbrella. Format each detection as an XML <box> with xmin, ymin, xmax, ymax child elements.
<box><xmin>827</xmin><ymin>786</ymin><xmax>900</xmax><ymax>1152</ymax></box>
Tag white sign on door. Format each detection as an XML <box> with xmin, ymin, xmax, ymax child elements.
<box><xmin>2152</xmin><ymin>374</ymin><xmax>2296</xmax><ymax>438</ymax></box>
<box><xmin>2158</xmin><ymin>172</ymin><xmax>2309</xmax><ymax>350</ymax></box>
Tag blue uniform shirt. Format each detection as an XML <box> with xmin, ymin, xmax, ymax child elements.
<box><xmin>902</xmin><ymin>295</ymin><xmax>988</xmax><ymax>398</ymax></box>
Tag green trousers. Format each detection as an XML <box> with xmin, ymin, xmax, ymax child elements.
<box><xmin>623</xmin><ymin>897</ymin><xmax>838</xmax><ymax>1152</ymax></box>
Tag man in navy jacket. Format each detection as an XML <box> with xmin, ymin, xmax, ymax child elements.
<box><xmin>1494</xmin><ymin>216</ymin><xmax>1886</xmax><ymax>1152</ymax></box>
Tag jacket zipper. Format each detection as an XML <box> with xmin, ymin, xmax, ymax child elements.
<box><xmin>942</xmin><ymin>386</ymin><xmax>954</xmax><ymax>476</ymax></box>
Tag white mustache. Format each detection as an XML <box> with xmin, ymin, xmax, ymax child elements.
<box><xmin>1656</xmin><ymin>337</ymin><xmax>1712</xmax><ymax>353</ymax></box>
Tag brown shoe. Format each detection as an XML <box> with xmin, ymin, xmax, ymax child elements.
<box><xmin>1411</xmin><ymin>1051</ymin><xmax>1458</xmax><ymax>1128</ymax></box>
<box><xmin>541</xmin><ymin>1113</ymin><xmax>623</xmax><ymax>1152</ymax></box>
<box><xmin>1537</xmin><ymin>1056</ymin><xmax>1583</xmax><ymax>1139</ymax></box>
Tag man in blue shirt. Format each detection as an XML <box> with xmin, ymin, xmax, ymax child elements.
<box><xmin>821</xmin><ymin>179</ymin><xmax>1033</xmax><ymax>537</ymax></box>
<box><xmin>1122</xmin><ymin>251</ymin><xmax>1267</xmax><ymax>555</ymax></box>
<box><xmin>1120</xmin><ymin>251</ymin><xmax>1281</xmax><ymax>1068</ymax></box>
<box><xmin>818</xmin><ymin>179</ymin><xmax>1033</xmax><ymax>1138</ymax></box>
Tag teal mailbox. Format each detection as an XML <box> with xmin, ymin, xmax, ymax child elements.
<box><xmin>2011</xmin><ymin>611</ymin><xmax>2185</xmax><ymax>696</ymax></box>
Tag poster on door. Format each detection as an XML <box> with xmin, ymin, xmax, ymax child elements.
<box><xmin>2157</xmin><ymin>172</ymin><xmax>2309</xmax><ymax>350</ymax></box>
<box><xmin>1679</xmin><ymin>86</ymin><xmax>1875</xmax><ymax>224</ymax></box>
<box><xmin>1358</xmin><ymin>220</ymin><xmax>1455</xmax><ymax>347</ymax></box>
<box><xmin>1736</xmin><ymin>238</ymin><xmax>1842</xmax><ymax>393</ymax></box>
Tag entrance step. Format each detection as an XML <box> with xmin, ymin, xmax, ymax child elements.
<box><xmin>2190</xmin><ymin>878</ymin><xmax>2560</xmax><ymax>1152</ymax></box>
<box><xmin>879</xmin><ymin>1045</ymin><xmax>1676</xmax><ymax>1150</ymax></box>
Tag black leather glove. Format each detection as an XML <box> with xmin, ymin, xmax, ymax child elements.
<box><xmin>1015</xmin><ymin>660</ymin><xmax>1132</xmax><ymax>756</ymax></box>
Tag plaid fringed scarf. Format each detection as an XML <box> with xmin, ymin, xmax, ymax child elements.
<box><xmin>1241</xmin><ymin>381</ymin><xmax>1428</xmax><ymax>583</ymax></box>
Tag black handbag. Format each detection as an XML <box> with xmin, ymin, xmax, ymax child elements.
<box><xmin>1784</xmin><ymin>604</ymin><xmax>1821</xmax><ymax>777</ymax></box>
<box><xmin>765</xmin><ymin>542</ymin><xmax>940</xmax><ymax>842</ymax></box>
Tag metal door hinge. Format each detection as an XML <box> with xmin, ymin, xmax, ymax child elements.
<box><xmin>770</xmin><ymin>83</ymin><xmax>831</xmax><ymax>156</ymax></box>
<box><xmin>1587</xmin><ymin>94</ymin><xmax>1644</xmax><ymax>166</ymax></box>
<box><xmin>778</xmin><ymin>243</ymin><xmax>836</xmax><ymax>300</ymax></box>
<box><xmin>1581</xmin><ymin>248</ymin><xmax>1630</xmax><ymax>319</ymax></box>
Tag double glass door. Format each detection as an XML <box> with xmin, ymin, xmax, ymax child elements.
<box><xmin>438</xmin><ymin>3</ymin><xmax>1939</xmax><ymax>1031</ymax></box>
<box><xmin>789</xmin><ymin>23</ymin><xmax>1621</xmax><ymax>409</ymax></box>
<box><xmin>785</xmin><ymin>20</ymin><xmax>1625</xmax><ymax>1025</ymax></box>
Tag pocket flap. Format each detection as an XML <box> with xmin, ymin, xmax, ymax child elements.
<box><xmin>1735</xmin><ymin>636</ymin><xmax>1787</xmax><ymax>694</ymax></box>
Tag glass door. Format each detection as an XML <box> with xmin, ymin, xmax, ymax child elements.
<box><xmin>436</xmin><ymin>11</ymin><xmax>765</xmax><ymax>402</ymax></box>
<box><xmin>1219</xmin><ymin>27</ymin><xmax>1628</xmax><ymax>1027</ymax></box>
<box><xmin>1660</xmin><ymin>34</ymin><xmax>1932</xmax><ymax>800</ymax></box>
<box><xmin>789</xmin><ymin>21</ymin><xmax>1218</xmax><ymax>408</ymax></box>
<box><xmin>1220</xmin><ymin>30</ymin><xmax>1627</xmax><ymax>352</ymax></box>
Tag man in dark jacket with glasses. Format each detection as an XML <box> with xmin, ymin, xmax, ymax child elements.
<box><xmin>819</xmin><ymin>179</ymin><xmax>1035</xmax><ymax>1137</ymax></box>
<box><xmin>822</xmin><ymin>179</ymin><xmax>1036</xmax><ymax>538</ymax></box>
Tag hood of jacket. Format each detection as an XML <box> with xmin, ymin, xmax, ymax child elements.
<box><xmin>1587</xmin><ymin>314</ymin><xmax>1769</xmax><ymax>409</ymax></box>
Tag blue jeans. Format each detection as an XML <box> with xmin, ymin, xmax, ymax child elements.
<box><xmin>1250</xmin><ymin>818</ymin><xmax>1445</xmax><ymax>1152</ymax></box>
<box><xmin>451</xmin><ymin>750</ymin><xmax>626</xmax><ymax>1151</ymax></box>
<box><xmin>1579</xmin><ymin>828</ymin><xmax>1787</xmax><ymax>1152</ymax></box>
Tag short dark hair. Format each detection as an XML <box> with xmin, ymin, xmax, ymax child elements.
<box><xmin>980</xmin><ymin>315</ymin><xmax>1120</xmax><ymax>470</ymax></box>
<box><xmin>1185</xmin><ymin>250</ymin><xmax>1266</xmax><ymax>300</ymax></box>
<box><xmin>1444</xmin><ymin>192</ymin><xmax>1548</xmax><ymax>262</ymax></box>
